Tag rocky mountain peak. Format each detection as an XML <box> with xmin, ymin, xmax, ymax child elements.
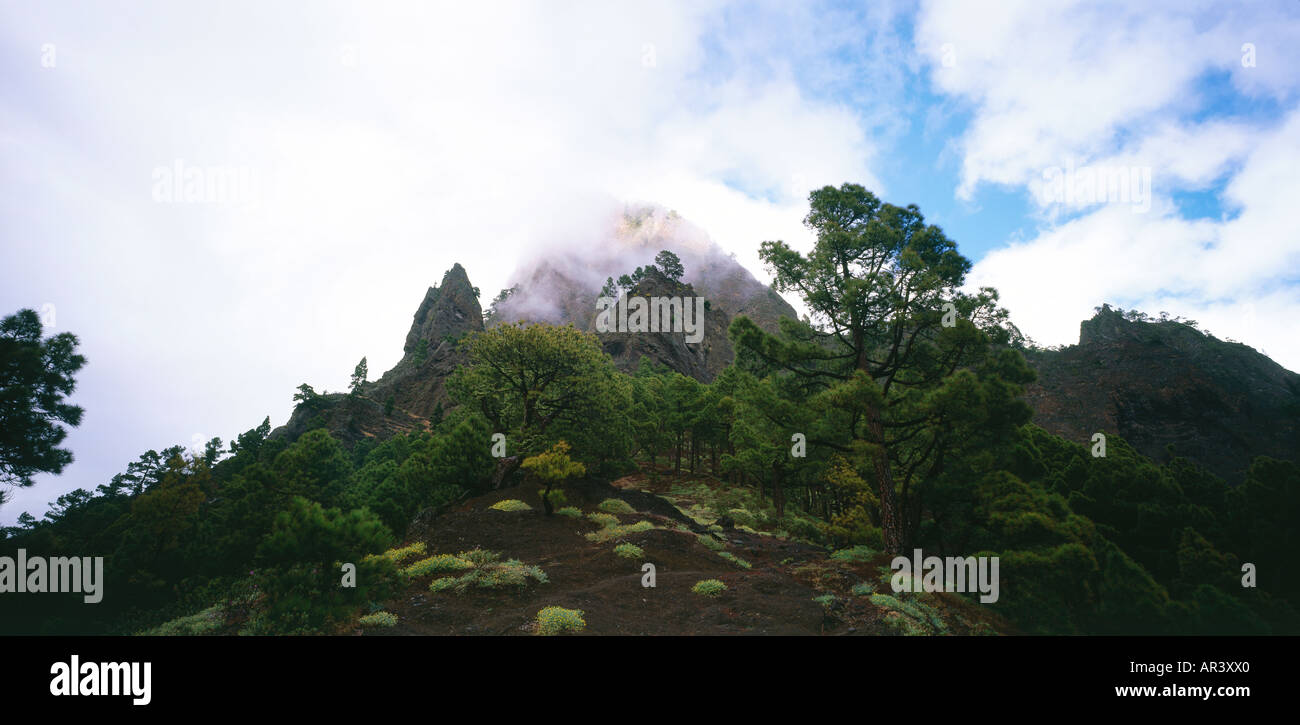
<box><xmin>484</xmin><ymin>206</ymin><xmax>798</xmax><ymax>381</ymax></box>
<box><xmin>1078</xmin><ymin>303</ymin><xmax>1130</xmax><ymax>345</ymax></box>
<box><xmin>403</xmin><ymin>262</ymin><xmax>483</xmax><ymax>355</ymax></box>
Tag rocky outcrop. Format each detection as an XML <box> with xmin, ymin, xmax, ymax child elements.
<box><xmin>594</xmin><ymin>267</ymin><xmax>733</xmax><ymax>380</ymax></box>
<box><xmin>487</xmin><ymin>208</ymin><xmax>799</xmax><ymax>382</ymax></box>
<box><xmin>403</xmin><ymin>263</ymin><xmax>481</xmax><ymax>355</ymax></box>
<box><xmin>1023</xmin><ymin>305</ymin><xmax>1300</xmax><ymax>482</ymax></box>
<box><xmin>272</xmin><ymin>263</ymin><xmax>484</xmax><ymax>445</ymax></box>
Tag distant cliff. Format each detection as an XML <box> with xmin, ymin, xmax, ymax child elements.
<box><xmin>1023</xmin><ymin>305</ymin><xmax>1300</xmax><ymax>482</ymax></box>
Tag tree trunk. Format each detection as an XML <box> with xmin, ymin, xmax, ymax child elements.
<box><xmin>771</xmin><ymin>461</ymin><xmax>785</xmax><ymax>519</ymax></box>
<box><xmin>866</xmin><ymin>407</ymin><xmax>902</xmax><ymax>554</ymax></box>
<box><xmin>489</xmin><ymin>455</ymin><xmax>522</xmax><ymax>491</ymax></box>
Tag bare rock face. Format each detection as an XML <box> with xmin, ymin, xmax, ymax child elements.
<box><xmin>403</xmin><ymin>263</ymin><xmax>482</xmax><ymax>355</ymax></box>
<box><xmin>593</xmin><ymin>266</ymin><xmax>733</xmax><ymax>380</ymax></box>
<box><xmin>273</xmin><ymin>263</ymin><xmax>484</xmax><ymax>445</ymax></box>
<box><xmin>1024</xmin><ymin>305</ymin><xmax>1300</xmax><ymax>483</ymax></box>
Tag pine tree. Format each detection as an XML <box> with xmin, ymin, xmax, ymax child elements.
<box><xmin>0</xmin><ymin>309</ymin><xmax>86</xmax><ymax>497</ymax></box>
<box><xmin>730</xmin><ymin>183</ymin><xmax>1033</xmax><ymax>554</ymax></box>
<box><xmin>349</xmin><ymin>357</ymin><xmax>368</xmax><ymax>396</ymax></box>
<box><xmin>521</xmin><ymin>440</ymin><xmax>586</xmax><ymax>515</ymax></box>
<box><xmin>654</xmin><ymin>250</ymin><xmax>685</xmax><ymax>282</ymax></box>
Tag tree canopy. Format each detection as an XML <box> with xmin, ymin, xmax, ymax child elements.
<box><xmin>0</xmin><ymin>308</ymin><xmax>86</xmax><ymax>503</ymax></box>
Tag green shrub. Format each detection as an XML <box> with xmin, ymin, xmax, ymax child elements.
<box><xmin>727</xmin><ymin>508</ymin><xmax>759</xmax><ymax>528</ymax></box>
<box><xmin>779</xmin><ymin>514</ymin><xmax>827</xmax><ymax>544</ymax></box>
<box><xmin>403</xmin><ymin>554</ymin><xmax>474</xmax><ymax>578</ymax></box>
<box><xmin>830</xmin><ymin>545</ymin><xmax>878</xmax><ymax>563</ymax></box>
<box><xmin>489</xmin><ymin>499</ymin><xmax>532</xmax><ymax>512</ymax></box>
<box><xmin>555</xmin><ymin>506</ymin><xmax>583</xmax><ymax>518</ymax></box>
<box><xmin>374</xmin><ymin>542</ymin><xmax>427</xmax><ymax>564</ymax></box>
<box><xmin>456</xmin><ymin>548</ymin><xmax>501</xmax><ymax>566</ymax></box>
<box><xmin>585</xmin><ymin>520</ymin><xmax>654</xmax><ymax>543</ymax></box>
<box><xmin>598</xmin><ymin>498</ymin><xmax>636</xmax><ymax>515</ymax></box>
<box><xmin>243</xmin><ymin>497</ymin><xmax>397</xmax><ymax>635</ymax></box>
<box><xmin>428</xmin><ymin>577</ymin><xmax>459</xmax><ymax>593</ymax></box>
<box><xmin>718</xmin><ymin>551</ymin><xmax>752</xmax><ymax>569</ymax></box>
<box><xmin>813</xmin><ymin>593</ymin><xmax>837</xmax><ymax>609</ymax></box>
<box><xmin>139</xmin><ymin>605</ymin><xmax>224</xmax><ymax>636</ymax></box>
<box><xmin>359</xmin><ymin>611</ymin><xmax>398</xmax><ymax>628</ymax></box>
<box><xmin>536</xmin><ymin>606</ymin><xmax>586</xmax><ymax>636</ymax></box>
<box><xmin>426</xmin><ymin>553</ymin><xmax>548</xmax><ymax>594</ymax></box>
<box><xmin>697</xmin><ymin>534</ymin><xmax>725</xmax><ymax>551</ymax></box>
<box><xmin>851</xmin><ymin>582</ymin><xmax>875</xmax><ymax>596</ymax></box>
<box><xmin>870</xmin><ymin>593</ymin><xmax>948</xmax><ymax>635</ymax></box>
<box><xmin>586</xmin><ymin>512</ymin><xmax>619</xmax><ymax>528</ymax></box>
<box><xmin>613</xmin><ymin>543</ymin><xmax>644</xmax><ymax>559</ymax></box>
<box><xmin>692</xmin><ymin>579</ymin><xmax>727</xmax><ymax>597</ymax></box>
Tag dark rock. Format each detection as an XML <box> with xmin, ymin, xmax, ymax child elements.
<box><xmin>1024</xmin><ymin>304</ymin><xmax>1300</xmax><ymax>483</ymax></box>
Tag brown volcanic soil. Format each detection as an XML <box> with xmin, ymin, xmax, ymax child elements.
<box><xmin>370</xmin><ymin>471</ymin><xmax>1008</xmax><ymax>636</ymax></box>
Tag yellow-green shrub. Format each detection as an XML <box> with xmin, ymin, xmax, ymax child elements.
<box><xmin>718</xmin><ymin>551</ymin><xmax>751</xmax><ymax>569</ymax></box>
<box><xmin>427</xmin><ymin>554</ymin><xmax>548</xmax><ymax>594</ymax></box>
<box><xmin>359</xmin><ymin>611</ymin><xmax>398</xmax><ymax>628</ymax></box>
<box><xmin>536</xmin><ymin>606</ymin><xmax>586</xmax><ymax>635</ymax></box>
<box><xmin>692</xmin><ymin>579</ymin><xmax>727</xmax><ymax>597</ymax></box>
<box><xmin>613</xmin><ymin>543</ymin><xmax>644</xmax><ymax>559</ymax></box>
<box><xmin>697</xmin><ymin>534</ymin><xmax>725</xmax><ymax>551</ymax></box>
<box><xmin>403</xmin><ymin>554</ymin><xmax>474</xmax><ymax>578</ymax></box>
<box><xmin>374</xmin><ymin>542</ymin><xmax>427</xmax><ymax>565</ymax></box>
<box><xmin>598</xmin><ymin>498</ymin><xmax>636</xmax><ymax>515</ymax></box>
<box><xmin>585</xmin><ymin>520</ymin><xmax>654</xmax><ymax>542</ymax></box>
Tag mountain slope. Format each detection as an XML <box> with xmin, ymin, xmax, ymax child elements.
<box><xmin>489</xmin><ymin>205</ymin><xmax>798</xmax><ymax>382</ymax></box>
<box><xmin>1023</xmin><ymin>305</ymin><xmax>1300</xmax><ymax>482</ymax></box>
<box><xmin>378</xmin><ymin>471</ymin><xmax>1008</xmax><ymax>635</ymax></box>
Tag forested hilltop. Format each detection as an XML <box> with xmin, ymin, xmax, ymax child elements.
<box><xmin>3</xmin><ymin>184</ymin><xmax>1296</xmax><ymax>636</ymax></box>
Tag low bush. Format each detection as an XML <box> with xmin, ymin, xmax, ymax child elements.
<box><xmin>614</xmin><ymin>543</ymin><xmax>644</xmax><ymax>559</ymax></box>
<box><xmin>359</xmin><ymin>611</ymin><xmax>398</xmax><ymax>628</ymax></box>
<box><xmin>692</xmin><ymin>579</ymin><xmax>727</xmax><ymax>597</ymax></box>
<box><xmin>598</xmin><ymin>498</ymin><xmax>636</xmax><ymax>515</ymax></box>
<box><xmin>536</xmin><ymin>606</ymin><xmax>586</xmax><ymax>636</ymax></box>
<box><xmin>585</xmin><ymin>520</ymin><xmax>654</xmax><ymax>543</ymax></box>
<box><xmin>402</xmin><ymin>554</ymin><xmax>474</xmax><ymax>578</ymax></box>
<box><xmin>718</xmin><ymin>551</ymin><xmax>751</xmax><ymax>569</ymax></box>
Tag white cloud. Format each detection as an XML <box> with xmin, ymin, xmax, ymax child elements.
<box><xmin>968</xmin><ymin>107</ymin><xmax>1300</xmax><ymax>370</ymax></box>
<box><xmin>0</xmin><ymin>0</ymin><xmax>890</xmax><ymax>522</ymax></box>
<box><xmin>918</xmin><ymin>0</ymin><xmax>1300</xmax><ymax>370</ymax></box>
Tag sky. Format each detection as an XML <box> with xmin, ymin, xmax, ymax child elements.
<box><xmin>2</xmin><ymin>0</ymin><xmax>1298</xmax><ymax>524</ymax></box>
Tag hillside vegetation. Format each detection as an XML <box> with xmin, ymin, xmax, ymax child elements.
<box><xmin>3</xmin><ymin>184</ymin><xmax>1295</xmax><ymax>636</ymax></box>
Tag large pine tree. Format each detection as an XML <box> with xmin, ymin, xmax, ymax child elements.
<box><xmin>729</xmin><ymin>183</ymin><xmax>1033</xmax><ymax>554</ymax></box>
